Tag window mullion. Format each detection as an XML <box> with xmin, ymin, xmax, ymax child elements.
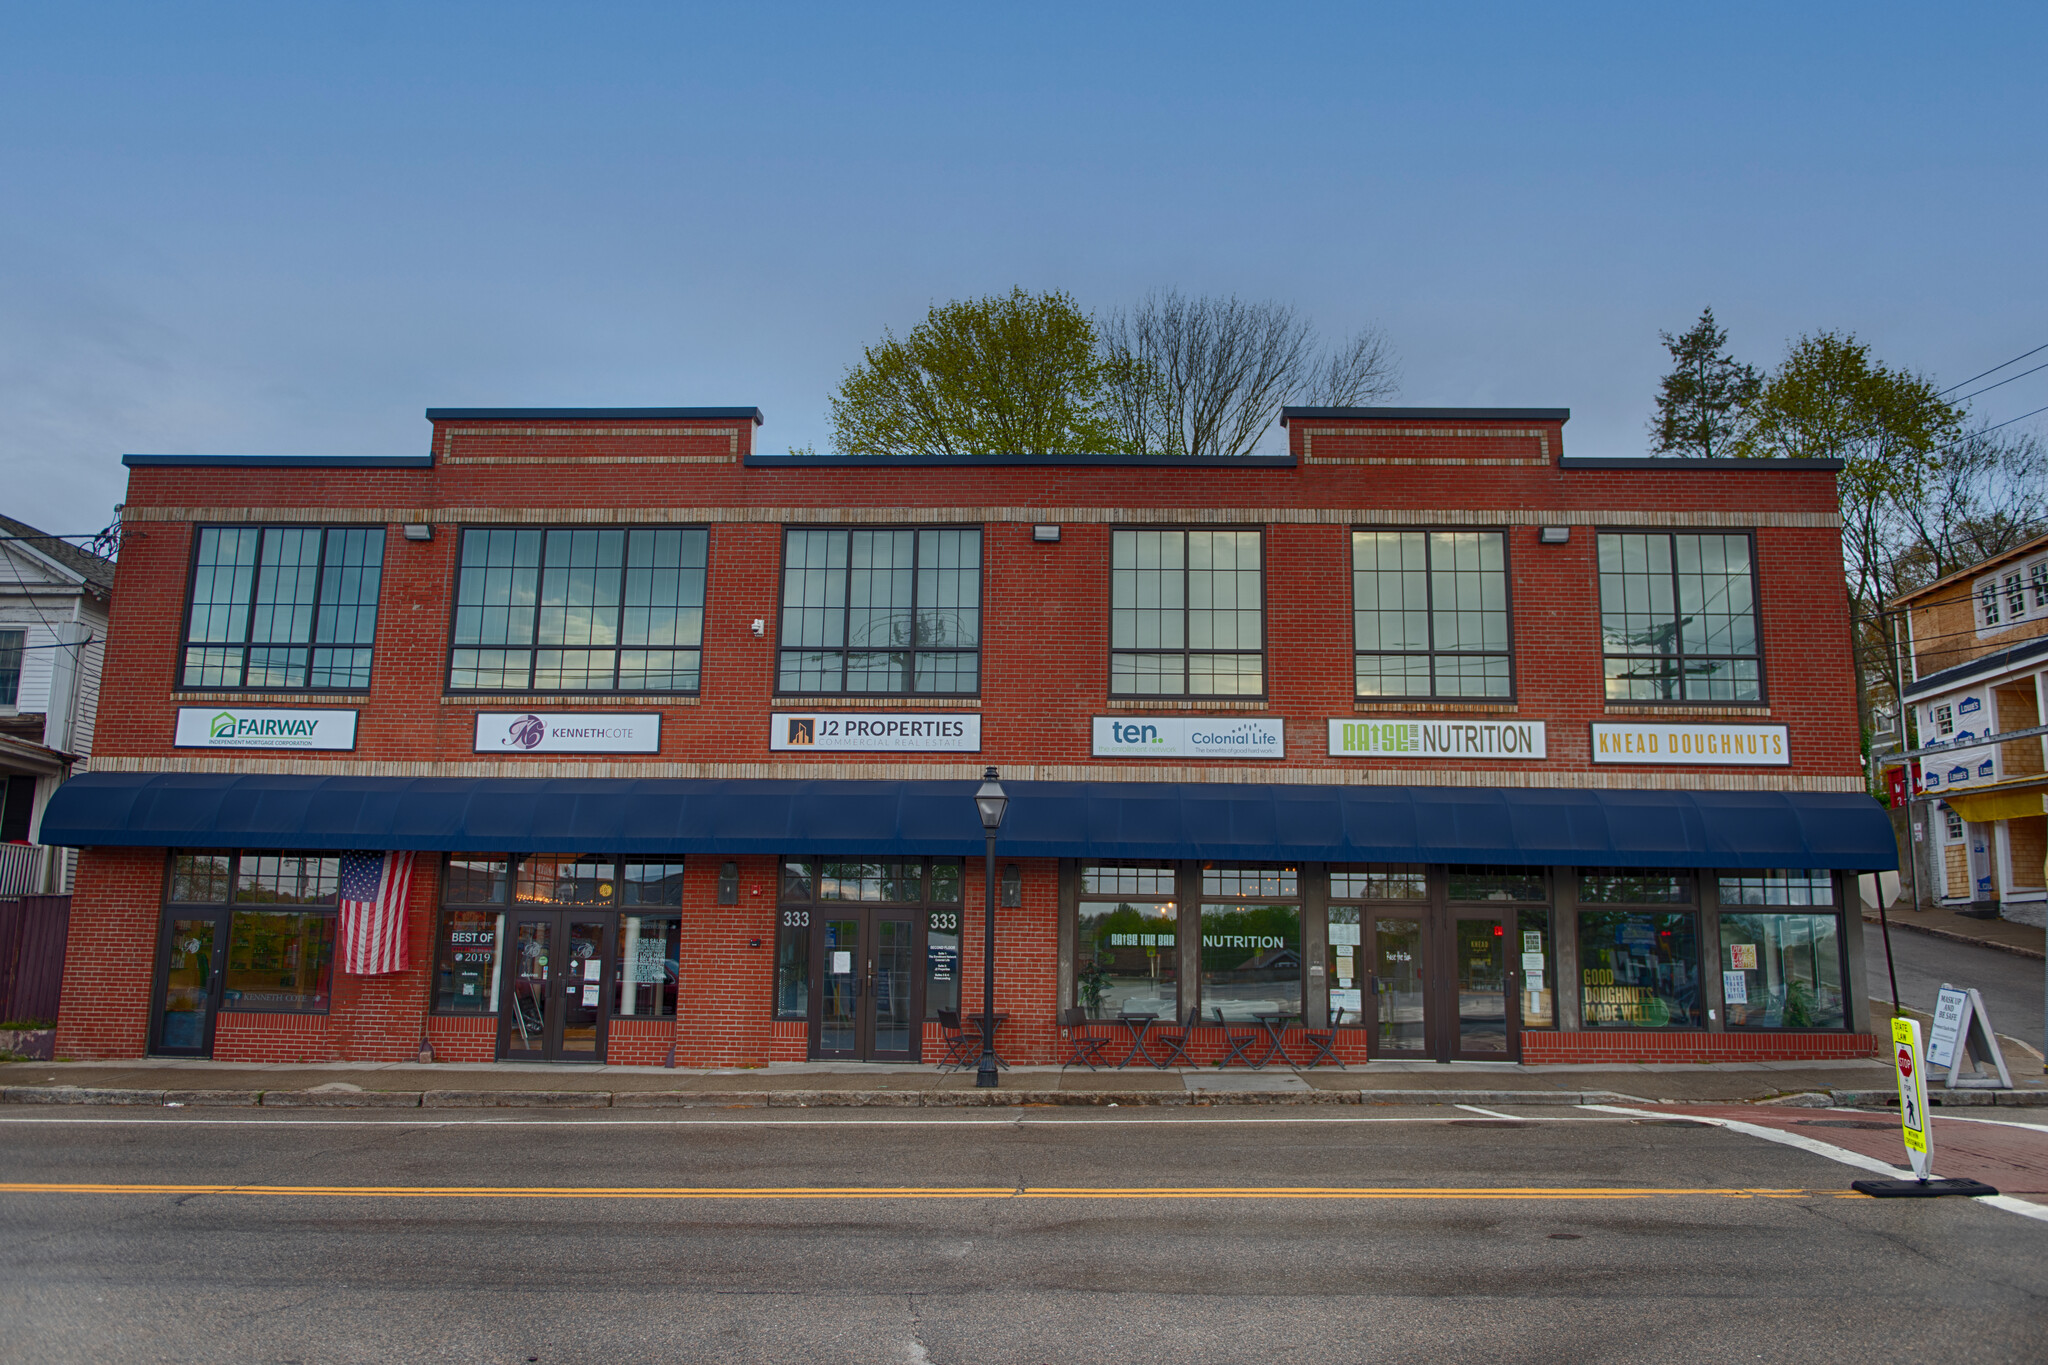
<box><xmin>1181</xmin><ymin>531</ymin><xmax>1192</xmax><ymax>684</ymax></box>
<box><xmin>836</xmin><ymin>548</ymin><xmax>851</xmax><ymax>692</ymax></box>
<box><xmin>308</xmin><ymin>527</ymin><xmax>331</xmax><ymax>687</ymax></box>
<box><xmin>238</xmin><ymin>529</ymin><xmax>264</xmax><ymax>689</ymax></box>
<box><xmin>610</xmin><ymin>550</ymin><xmax>625</xmax><ymax>693</ymax></box>
<box><xmin>907</xmin><ymin>531</ymin><xmax>922</xmax><ymax>687</ymax></box>
<box><xmin>526</xmin><ymin>534</ymin><xmax>544</xmax><ymax>693</ymax></box>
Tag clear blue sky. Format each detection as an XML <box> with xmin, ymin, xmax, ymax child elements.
<box><xmin>2</xmin><ymin>2</ymin><xmax>2042</xmax><ymax>535</ymax></box>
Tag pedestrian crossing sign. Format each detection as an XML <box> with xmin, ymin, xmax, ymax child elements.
<box><xmin>1892</xmin><ymin>1016</ymin><xmax>1932</xmax><ymax>1179</ymax></box>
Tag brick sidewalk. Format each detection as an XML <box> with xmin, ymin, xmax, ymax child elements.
<box><xmin>1656</xmin><ymin>1103</ymin><xmax>2048</xmax><ymax>1201</ymax></box>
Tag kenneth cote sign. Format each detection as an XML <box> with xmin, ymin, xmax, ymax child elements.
<box><xmin>175</xmin><ymin>707</ymin><xmax>357</xmax><ymax>751</ymax></box>
<box><xmin>772</xmin><ymin>713</ymin><xmax>981</xmax><ymax>752</ymax></box>
<box><xmin>473</xmin><ymin>712</ymin><xmax>662</xmax><ymax>754</ymax></box>
<box><xmin>1091</xmin><ymin>716</ymin><xmax>1285</xmax><ymax>759</ymax></box>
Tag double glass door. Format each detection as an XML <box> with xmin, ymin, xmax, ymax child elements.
<box><xmin>813</xmin><ymin>907</ymin><xmax>921</xmax><ymax>1062</ymax></box>
<box><xmin>151</xmin><ymin>911</ymin><xmax>228</xmax><ymax>1056</ymax></box>
<box><xmin>1355</xmin><ymin>907</ymin><xmax>1515</xmax><ymax>1062</ymax></box>
<box><xmin>499</xmin><ymin>911</ymin><xmax>611</xmax><ymax>1062</ymax></box>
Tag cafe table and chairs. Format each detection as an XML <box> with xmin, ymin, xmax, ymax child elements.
<box><xmin>967</xmin><ymin>1011</ymin><xmax>1011</xmax><ymax>1069</ymax></box>
<box><xmin>1113</xmin><ymin>1011</ymin><xmax>1159</xmax><ymax>1068</ymax></box>
<box><xmin>1151</xmin><ymin>1007</ymin><xmax>1201</xmax><ymax>1069</ymax></box>
<box><xmin>1212</xmin><ymin>1008</ymin><xmax>1259</xmax><ymax>1068</ymax></box>
<box><xmin>1057</xmin><ymin>1007</ymin><xmax>1109</xmax><ymax>1070</ymax></box>
<box><xmin>1251</xmin><ymin>1011</ymin><xmax>1297</xmax><ymax>1069</ymax></box>
<box><xmin>933</xmin><ymin>1008</ymin><xmax>974</xmax><ymax>1073</ymax></box>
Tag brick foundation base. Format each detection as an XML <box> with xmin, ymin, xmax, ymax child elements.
<box><xmin>1521</xmin><ymin>1029</ymin><xmax>1884</xmax><ymax>1065</ymax></box>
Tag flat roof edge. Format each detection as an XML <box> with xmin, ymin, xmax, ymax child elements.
<box><xmin>1559</xmin><ymin>457</ymin><xmax>1845</xmax><ymax>472</ymax></box>
<box><xmin>743</xmin><ymin>452</ymin><xmax>1299</xmax><ymax>468</ymax></box>
<box><xmin>122</xmin><ymin>454</ymin><xmax>435</xmax><ymax>469</ymax></box>
<box><xmin>1281</xmin><ymin>406</ymin><xmax>1571</xmax><ymax>424</ymax></box>
<box><xmin>425</xmin><ymin>407</ymin><xmax>765</xmax><ymax>424</ymax></box>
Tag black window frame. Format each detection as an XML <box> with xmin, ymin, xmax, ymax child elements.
<box><xmin>774</xmin><ymin>856</ymin><xmax>964</xmax><ymax>1020</ymax></box>
<box><xmin>0</xmin><ymin>628</ymin><xmax>23</xmax><ymax>706</ymax></box>
<box><xmin>1596</xmin><ymin>528</ymin><xmax>1767</xmax><ymax>707</ymax></box>
<box><xmin>1108</xmin><ymin>525</ymin><xmax>1269</xmax><ymax>701</ymax></box>
<box><xmin>176</xmin><ymin>523</ymin><xmax>387</xmax><ymax>694</ymax></box>
<box><xmin>162</xmin><ymin>850</ymin><xmax>342</xmax><ymax>1016</ymax></box>
<box><xmin>771</xmin><ymin>524</ymin><xmax>984</xmax><ymax>698</ymax></box>
<box><xmin>1349</xmin><ymin>527</ymin><xmax>1516</xmax><ymax>702</ymax></box>
<box><xmin>443</xmin><ymin>524</ymin><xmax>711</xmax><ymax>697</ymax></box>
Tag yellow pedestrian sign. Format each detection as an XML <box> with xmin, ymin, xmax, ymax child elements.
<box><xmin>1892</xmin><ymin>1016</ymin><xmax>1931</xmax><ymax>1179</ymax></box>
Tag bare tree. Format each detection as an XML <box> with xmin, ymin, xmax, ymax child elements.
<box><xmin>1101</xmin><ymin>291</ymin><xmax>1397</xmax><ymax>456</ymax></box>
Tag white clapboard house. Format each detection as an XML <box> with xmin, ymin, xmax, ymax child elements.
<box><xmin>0</xmin><ymin>514</ymin><xmax>112</xmax><ymax>894</ymax></box>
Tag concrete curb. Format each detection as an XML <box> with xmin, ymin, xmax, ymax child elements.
<box><xmin>1</xmin><ymin>1085</ymin><xmax>1659</xmax><ymax>1110</ymax></box>
<box><xmin>1864</xmin><ymin>912</ymin><xmax>2045</xmax><ymax>962</ymax></box>
<box><xmin>1817</xmin><ymin>1087</ymin><xmax>2048</xmax><ymax>1108</ymax></box>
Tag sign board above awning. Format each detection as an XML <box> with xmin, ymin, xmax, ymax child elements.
<box><xmin>38</xmin><ymin>773</ymin><xmax>1898</xmax><ymax>871</ymax></box>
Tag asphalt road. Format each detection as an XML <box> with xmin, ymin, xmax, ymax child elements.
<box><xmin>0</xmin><ymin>1108</ymin><xmax>2042</xmax><ymax>1364</ymax></box>
<box><xmin>1866</xmin><ymin>923</ymin><xmax>2046</xmax><ymax>1051</ymax></box>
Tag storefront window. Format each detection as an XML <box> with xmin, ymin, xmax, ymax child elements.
<box><xmin>517</xmin><ymin>856</ymin><xmax>616</xmax><ymax>905</ymax></box>
<box><xmin>1578</xmin><ymin>910</ymin><xmax>1700</xmax><ymax>1027</ymax></box>
<box><xmin>1200</xmin><ymin>901</ymin><xmax>1301</xmax><ymax>1022</ymax></box>
<box><xmin>1081</xmin><ymin>862</ymin><xmax>1175</xmax><ymax>897</ymax></box>
<box><xmin>1077</xmin><ymin>899</ymin><xmax>1178</xmax><ymax>1019</ymax></box>
<box><xmin>1328</xmin><ymin>905</ymin><xmax>1363</xmax><ymax>1025</ymax></box>
<box><xmin>1202</xmin><ymin>865</ymin><xmax>1297</xmax><ymax>897</ymax></box>
<box><xmin>170</xmin><ymin>852</ymin><xmax>233</xmax><ymax>904</ymax></box>
<box><xmin>1329</xmin><ymin>865</ymin><xmax>1425</xmax><ymax>900</ymax></box>
<box><xmin>1579</xmin><ymin>869</ymin><xmax>1689</xmax><ymax>903</ymax></box>
<box><xmin>235</xmin><ymin>854</ymin><xmax>340</xmax><ymax>905</ymax></box>
<box><xmin>614</xmin><ymin>915</ymin><xmax>680</xmax><ymax>1017</ymax></box>
<box><xmin>1717</xmin><ymin>870</ymin><xmax>1833</xmax><ymax>907</ymax></box>
<box><xmin>926</xmin><ymin>905</ymin><xmax>960</xmax><ymax>1017</ymax></box>
<box><xmin>434</xmin><ymin>906</ymin><xmax>504</xmax><ymax>1013</ymax></box>
<box><xmin>1517</xmin><ymin>908</ymin><xmax>1554</xmax><ymax>1028</ymax></box>
<box><xmin>1447</xmin><ymin>866</ymin><xmax>1545</xmax><ymax>901</ymax></box>
<box><xmin>819</xmin><ymin>860</ymin><xmax>925</xmax><ymax>901</ymax></box>
<box><xmin>621</xmin><ymin>863</ymin><xmax>685</xmax><ymax>906</ymax></box>
<box><xmin>1719</xmin><ymin>912</ymin><xmax>1845</xmax><ymax>1029</ymax></box>
<box><xmin>1327</xmin><ymin>866</ymin><xmax>1428</xmax><ymax>1028</ymax></box>
<box><xmin>223</xmin><ymin>909</ymin><xmax>334</xmax><ymax>1012</ymax></box>
<box><xmin>446</xmin><ymin>857</ymin><xmax>509</xmax><ymax>905</ymax></box>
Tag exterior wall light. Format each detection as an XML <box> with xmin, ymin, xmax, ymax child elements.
<box><xmin>1538</xmin><ymin>526</ymin><xmax>1571</xmax><ymax>544</ymax></box>
<box><xmin>1032</xmin><ymin>525</ymin><xmax>1061</xmax><ymax>543</ymax></box>
<box><xmin>402</xmin><ymin>524</ymin><xmax>434</xmax><ymax>541</ymax></box>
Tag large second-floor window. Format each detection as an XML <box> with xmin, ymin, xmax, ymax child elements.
<box><xmin>1352</xmin><ymin>530</ymin><xmax>1511</xmax><ymax>699</ymax></box>
<box><xmin>449</xmin><ymin>527</ymin><xmax>708</xmax><ymax>693</ymax></box>
<box><xmin>776</xmin><ymin>528</ymin><xmax>981</xmax><ymax>694</ymax></box>
<box><xmin>182</xmin><ymin>527</ymin><xmax>384</xmax><ymax>690</ymax></box>
<box><xmin>1110</xmin><ymin>529</ymin><xmax>1264</xmax><ymax>696</ymax></box>
<box><xmin>1599</xmin><ymin>531</ymin><xmax>1761</xmax><ymax>702</ymax></box>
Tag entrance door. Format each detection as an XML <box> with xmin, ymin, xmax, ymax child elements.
<box><xmin>1361</xmin><ymin>907</ymin><xmax>1517</xmax><ymax>1062</ymax></box>
<box><xmin>499</xmin><ymin>911</ymin><xmax>612</xmax><ymax>1062</ymax></box>
<box><xmin>812</xmin><ymin>908</ymin><xmax>921</xmax><ymax>1062</ymax></box>
<box><xmin>150</xmin><ymin>911</ymin><xmax>228</xmax><ymax>1056</ymax></box>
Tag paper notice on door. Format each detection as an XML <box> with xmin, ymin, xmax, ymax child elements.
<box><xmin>832</xmin><ymin>950</ymin><xmax>853</xmax><ymax>975</ymax></box>
<box><xmin>1728</xmin><ymin>944</ymin><xmax>1758</xmax><ymax>971</ymax></box>
<box><xmin>1521</xmin><ymin>952</ymin><xmax>1545</xmax><ymax>973</ymax></box>
<box><xmin>581</xmin><ymin>984</ymin><xmax>599</xmax><ymax>1006</ymax></box>
<box><xmin>1722</xmin><ymin>970</ymin><xmax>1749</xmax><ymax>1005</ymax></box>
<box><xmin>1329</xmin><ymin>922</ymin><xmax>1361</xmax><ymax>946</ymax></box>
<box><xmin>1523</xmin><ymin>932</ymin><xmax>1542</xmax><ymax>954</ymax></box>
<box><xmin>583</xmin><ymin>959</ymin><xmax>601</xmax><ymax>981</ymax></box>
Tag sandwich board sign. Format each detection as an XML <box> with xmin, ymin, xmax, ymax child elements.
<box><xmin>1892</xmin><ymin>1016</ymin><xmax>1933</xmax><ymax>1181</ymax></box>
<box><xmin>1926</xmin><ymin>984</ymin><xmax>2014</xmax><ymax>1090</ymax></box>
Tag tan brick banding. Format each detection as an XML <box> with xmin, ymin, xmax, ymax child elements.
<box><xmin>1352</xmin><ymin>701</ymin><xmax>1520</xmax><ymax>715</ymax></box>
<box><xmin>770</xmin><ymin>696</ymin><xmax>983</xmax><ymax>709</ymax></box>
<box><xmin>170</xmin><ymin>692</ymin><xmax>371</xmax><ymax>705</ymax></box>
<box><xmin>1603</xmin><ymin>704</ymin><xmax>1774</xmax><ymax>718</ymax></box>
<box><xmin>123</xmin><ymin>505</ymin><xmax>1842</xmax><ymax>530</ymax></box>
<box><xmin>438</xmin><ymin>426</ymin><xmax>741</xmax><ymax>463</ymax></box>
<box><xmin>90</xmin><ymin>752</ymin><xmax>1864</xmax><ymax>791</ymax></box>
<box><xmin>1298</xmin><ymin>427</ymin><xmax>1552</xmax><ymax>464</ymax></box>
<box><xmin>1104</xmin><ymin>698</ymin><xmax>1267</xmax><ymax>711</ymax></box>
<box><xmin>439</xmin><ymin>695</ymin><xmax>702</xmax><ymax>707</ymax></box>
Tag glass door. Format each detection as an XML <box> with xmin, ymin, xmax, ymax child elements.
<box><xmin>1364</xmin><ymin>912</ymin><xmax>1429</xmax><ymax>1058</ymax></box>
<box><xmin>810</xmin><ymin>908</ymin><xmax>923</xmax><ymax>1061</ymax></box>
<box><xmin>151</xmin><ymin>912</ymin><xmax>227</xmax><ymax>1056</ymax></box>
<box><xmin>1447</xmin><ymin>912</ymin><xmax>1512</xmax><ymax>1059</ymax></box>
<box><xmin>499</xmin><ymin>911</ymin><xmax>613</xmax><ymax>1061</ymax></box>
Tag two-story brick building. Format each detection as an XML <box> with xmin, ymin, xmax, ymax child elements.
<box><xmin>41</xmin><ymin>405</ymin><xmax>1894</xmax><ymax>1068</ymax></box>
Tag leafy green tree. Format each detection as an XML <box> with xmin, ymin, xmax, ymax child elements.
<box><xmin>829</xmin><ymin>288</ymin><xmax>1122</xmax><ymax>455</ymax></box>
<box><xmin>1650</xmin><ymin>307</ymin><xmax>1760</xmax><ymax>458</ymax></box>
<box><xmin>1736</xmin><ymin>331</ymin><xmax>1965</xmax><ymax>749</ymax></box>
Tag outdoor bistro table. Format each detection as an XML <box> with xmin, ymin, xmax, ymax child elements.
<box><xmin>1251</xmin><ymin>1011</ymin><xmax>1296</xmax><ymax>1069</ymax></box>
<box><xmin>1114</xmin><ymin>1011</ymin><xmax>1160</xmax><ymax>1068</ymax></box>
<box><xmin>967</xmin><ymin>1012</ymin><xmax>1011</xmax><ymax>1069</ymax></box>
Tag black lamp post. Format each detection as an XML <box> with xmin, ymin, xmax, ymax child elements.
<box><xmin>973</xmin><ymin>767</ymin><xmax>1009</xmax><ymax>1088</ymax></box>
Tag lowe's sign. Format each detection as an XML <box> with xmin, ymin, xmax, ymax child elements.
<box><xmin>175</xmin><ymin>707</ymin><xmax>358</xmax><ymax>751</ymax></box>
<box><xmin>1092</xmin><ymin>716</ymin><xmax>1285</xmax><ymax>759</ymax></box>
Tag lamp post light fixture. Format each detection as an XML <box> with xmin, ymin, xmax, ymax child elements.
<box><xmin>973</xmin><ymin>767</ymin><xmax>1009</xmax><ymax>1088</ymax></box>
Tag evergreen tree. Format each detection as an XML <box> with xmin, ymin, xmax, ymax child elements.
<box><xmin>1650</xmin><ymin>307</ymin><xmax>1761</xmax><ymax>458</ymax></box>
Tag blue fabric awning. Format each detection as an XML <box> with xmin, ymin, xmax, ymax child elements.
<box><xmin>37</xmin><ymin>773</ymin><xmax>1898</xmax><ymax>871</ymax></box>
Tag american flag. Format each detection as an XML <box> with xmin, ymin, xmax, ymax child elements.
<box><xmin>338</xmin><ymin>851</ymin><xmax>416</xmax><ymax>975</ymax></box>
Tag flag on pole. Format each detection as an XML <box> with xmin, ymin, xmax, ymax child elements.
<box><xmin>338</xmin><ymin>850</ymin><xmax>416</xmax><ymax>975</ymax></box>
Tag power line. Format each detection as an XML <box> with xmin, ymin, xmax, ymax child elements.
<box><xmin>1941</xmin><ymin>341</ymin><xmax>2048</xmax><ymax>396</ymax></box>
<box><xmin>1952</xmin><ymin>359</ymin><xmax>2048</xmax><ymax>407</ymax></box>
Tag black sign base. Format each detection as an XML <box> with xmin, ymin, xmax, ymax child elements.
<box><xmin>1850</xmin><ymin>1178</ymin><xmax>1999</xmax><ymax>1198</ymax></box>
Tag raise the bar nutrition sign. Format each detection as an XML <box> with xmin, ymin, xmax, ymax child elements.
<box><xmin>1329</xmin><ymin>718</ymin><xmax>1546</xmax><ymax>759</ymax></box>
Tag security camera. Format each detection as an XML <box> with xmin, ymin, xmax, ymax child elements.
<box><xmin>751</xmin><ymin>619</ymin><xmax>766</xmax><ymax>637</ymax></box>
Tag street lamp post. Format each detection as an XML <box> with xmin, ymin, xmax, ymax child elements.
<box><xmin>973</xmin><ymin>767</ymin><xmax>1009</xmax><ymax>1089</ymax></box>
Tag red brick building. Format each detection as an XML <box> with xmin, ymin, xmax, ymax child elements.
<box><xmin>43</xmin><ymin>405</ymin><xmax>1893</xmax><ymax>1069</ymax></box>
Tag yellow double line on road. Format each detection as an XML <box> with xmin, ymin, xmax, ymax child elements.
<box><xmin>0</xmin><ymin>1182</ymin><xmax>1826</xmax><ymax>1201</ymax></box>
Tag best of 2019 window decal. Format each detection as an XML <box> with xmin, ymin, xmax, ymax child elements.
<box><xmin>771</xmin><ymin>712</ymin><xmax>981</xmax><ymax>752</ymax></box>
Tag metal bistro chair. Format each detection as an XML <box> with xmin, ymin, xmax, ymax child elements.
<box><xmin>934</xmin><ymin>1008</ymin><xmax>975</xmax><ymax>1073</ymax></box>
<box><xmin>1298</xmin><ymin>1006</ymin><xmax>1347</xmax><ymax>1070</ymax></box>
<box><xmin>1059</xmin><ymin>1007</ymin><xmax>1110</xmax><ymax>1070</ymax></box>
<box><xmin>1151</xmin><ymin>1007</ymin><xmax>1201</xmax><ymax>1069</ymax></box>
<box><xmin>1212</xmin><ymin>1007</ymin><xmax>1259</xmax><ymax>1068</ymax></box>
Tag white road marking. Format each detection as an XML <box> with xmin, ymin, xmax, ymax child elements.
<box><xmin>0</xmin><ymin>1112</ymin><xmax>1645</xmax><ymax>1128</ymax></box>
<box><xmin>1453</xmin><ymin>1104</ymin><xmax>1522</xmax><ymax>1120</ymax></box>
<box><xmin>1577</xmin><ymin>1104</ymin><xmax>2048</xmax><ymax>1226</ymax></box>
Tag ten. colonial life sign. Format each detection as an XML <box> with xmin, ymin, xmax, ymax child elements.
<box><xmin>174</xmin><ymin>707</ymin><xmax>358</xmax><ymax>751</ymax></box>
<box><xmin>1590</xmin><ymin>722</ymin><xmax>1788</xmax><ymax>765</ymax></box>
<box><xmin>473</xmin><ymin>712</ymin><xmax>662</xmax><ymax>754</ymax></box>
<box><xmin>1329</xmin><ymin>718</ymin><xmax>1547</xmax><ymax>759</ymax></box>
<box><xmin>1092</xmin><ymin>716</ymin><xmax>1285</xmax><ymax>759</ymax></box>
<box><xmin>771</xmin><ymin>713</ymin><xmax>981</xmax><ymax>752</ymax></box>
